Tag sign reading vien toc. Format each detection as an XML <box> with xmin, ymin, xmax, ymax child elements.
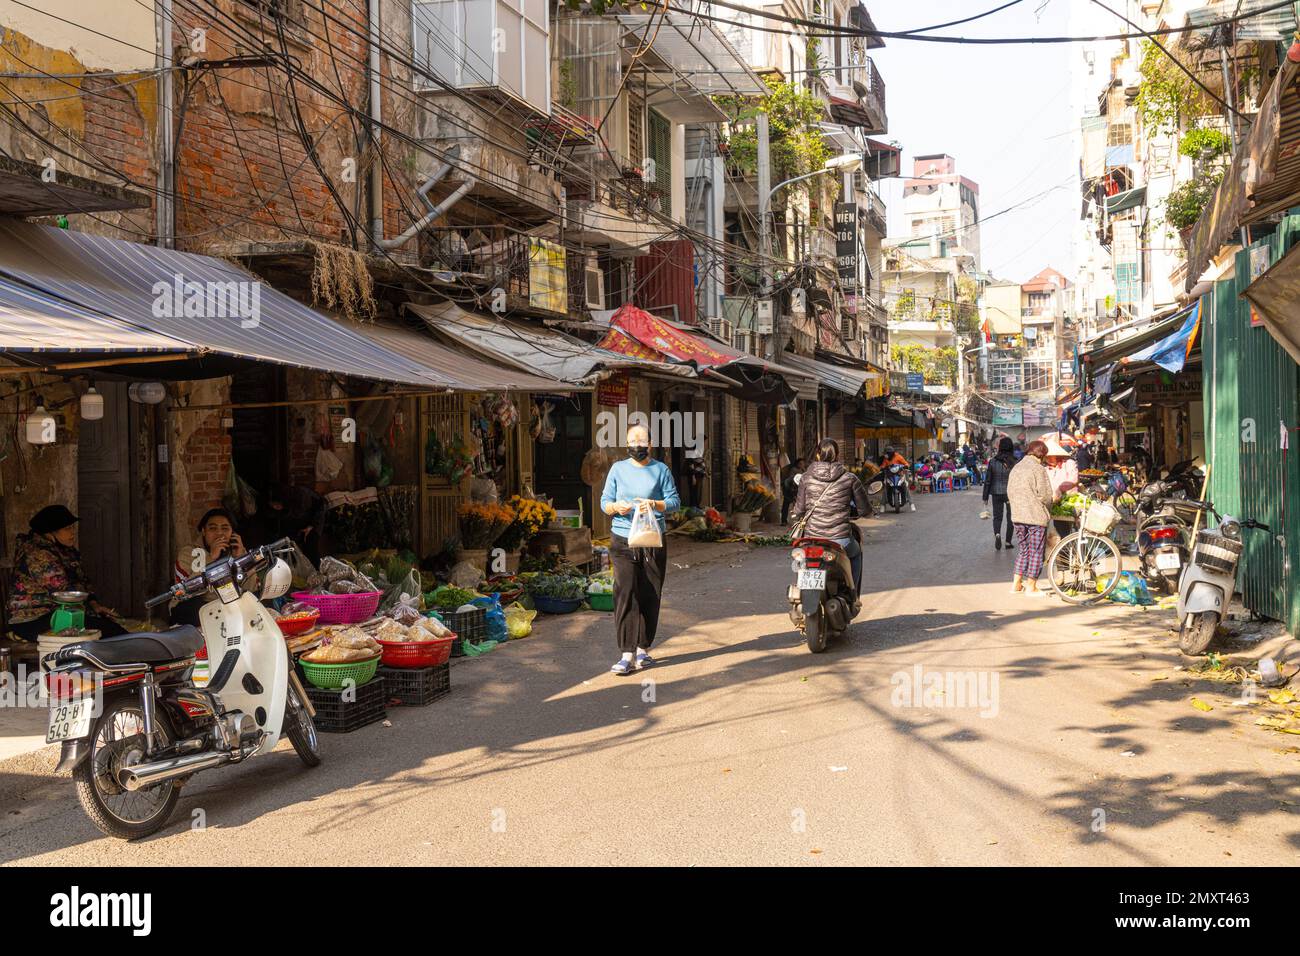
<box><xmin>834</xmin><ymin>202</ymin><xmax>858</xmax><ymax>286</ymax></box>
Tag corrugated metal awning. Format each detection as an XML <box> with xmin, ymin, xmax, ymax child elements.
<box><xmin>778</xmin><ymin>351</ymin><xmax>871</xmax><ymax>399</ymax></box>
<box><xmin>1240</xmin><ymin>238</ymin><xmax>1300</xmax><ymax>364</ymax></box>
<box><xmin>1105</xmin><ymin>186</ymin><xmax>1146</xmax><ymax>214</ymax></box>
<box><xmin>0</xmin><ymin>275</ymin><xmax>190</xmax><ymax>354</ymax></box>
<box><xmin>342</xmin><ymin>318</ymin><xmax>573</xmax><ymax>392</ymax></box>
<box><xmin>408</xmin><ymin>299</ymin><xmax>690</xmax><ymax>385</ymax></box>
<box><xmin>0</xmin><ymin>218</ymin><xmax>438</xmax><ymax>386</ymax></box>
<box><xmin>617</xmin><ymin>13</ymin><xmax>766</xmax><ymax>97</ymax></box>
<box><xmin>1185</xmin><ymin>0</ymin><xmax>1297</xmax><ymax>46</ymax></box>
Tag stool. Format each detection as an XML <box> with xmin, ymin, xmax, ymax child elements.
<box><xmin>953</xmin><ymin>475</ymin><xmax>969</xmax><ymax>490</ymax></box>
<box><xmin>934</xmin><ymin>476</ymin><xmax>952</xmax><ymax>493</ymax></box>
<box><xmin>916</xmin><ymin>478</ymin><xmax>933</xmax><ymax>494</ymax></box>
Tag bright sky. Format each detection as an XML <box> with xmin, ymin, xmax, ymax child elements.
<box><xmin>871</xmin><ymin>0</ymin><xmax>1080</xmax><ymax>283</ymax></box>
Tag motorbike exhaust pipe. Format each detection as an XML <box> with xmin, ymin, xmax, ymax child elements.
<box><xmin>120</xmin><ymin>749</ymin><xmax>233</xmax><ymax>792</ymax></box>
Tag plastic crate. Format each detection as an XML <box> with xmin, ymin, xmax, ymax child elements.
<box><xmin>304</xmin><ymin>675</ymin><xmax>387</xmax><ymax>733</ymax></box>
<box><xmin>378</xmin><ymin>663</ymin><xmax>450</xmax><ymax>706</ymax></box>
<box><xmin>441</xmin><ymin>607</ymin><xmax>486</xmax><ymax>657</ymax></box>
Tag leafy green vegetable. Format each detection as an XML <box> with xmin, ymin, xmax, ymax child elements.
<box><xmin>526</xmin><ymin>573</ymin><xmax>587</xmax><ymax>601</ymax></box>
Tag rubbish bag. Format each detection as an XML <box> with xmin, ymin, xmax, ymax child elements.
<box><xmin>504</xmin><ymin>602</ymin><xmax>536</xmax><ymax>639</ymax></box>
<box><xmin>471</xmin><ymin>594</ymin><xmax>507</xmax><ymax>643</ymax></box>
<box><xmin>626</xmin><ymin>500</ymin><xmax>663</xmax><ymax>548</ymax></box>
<box><xmin>462</xmin><ymin>636</ymin><xmax>496</xmax><ymax>657</ymax></box>
<box><xmin>1104</xmin><ymin>571</ymin><xmax>1153</xmax><ymax>606</ymax></box>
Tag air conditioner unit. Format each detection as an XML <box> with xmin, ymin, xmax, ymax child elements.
<box><xmin>852</xmin><ymin>170</ymin><xmax>869</xmax><ymax>193</ymax></box>
<box><xmin>583</xmin><ymin>258</ymin><xmax>605</xmax><ymax>310</ymax></box>
<box><xmin>840</xmin><ymin>316</ymin><xmax>857</xmax><ymax>341</ymax></box>
<box><xmin>733</xmin><ymin>329</ymin><xmax>755</xmax><ymax>353</ymax></box>
<box><xmin>706</xmin><ymin>316</ymin><xmax>735</xmax><ymax>343</ymax></box>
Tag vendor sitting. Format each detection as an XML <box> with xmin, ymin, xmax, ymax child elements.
<box><xmin>8</xmin><ymin>505</ymin><xmax>127</xmax><ymax>640</ymax></box>
<box><xmin>172</xmin><ymin>508</ymin><xmax>256</xmax><ymax>626</ymax></box>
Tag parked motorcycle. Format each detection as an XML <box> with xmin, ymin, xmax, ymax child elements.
<box><xmin>1133</xmin><ymin>481</ymin><xmax>1191</xmax><ymax>593</ymax></box>
<box><xmin>1175</xmin><ymin>506</ymin><xmax>1271</xmax><ymax>655</ymax></box>
<box><xmin>788</xmin><ymin>524</ymin><xmax>861</xmax><ymax>653</ymax></box>
<box><xmin>42</xmin><ymin>538</ymin><xmax>321</xmax><ymax>840</ymax></box>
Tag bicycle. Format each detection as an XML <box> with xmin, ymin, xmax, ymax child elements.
<box><xmin>1045</xmin><ymin>496</ymin><xmax>1126</xmax><ymax>604</ymax></box>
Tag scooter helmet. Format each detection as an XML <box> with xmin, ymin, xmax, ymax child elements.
<box><xmin>260</xmin><ymin>557</ymin><xmax>293</xmax><ymax>600</ymax></box>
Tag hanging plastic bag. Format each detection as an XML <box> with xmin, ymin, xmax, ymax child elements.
<box><xmin>222</xmin><ymin>459</ymin><xmax>258</xmax><ymax>519</ymax></box>
<box><xmin>316</xmin><ymin>446</ymin><xmax>343</xmax><ymax>483</ymax></box>
<box><xmin>537</xmin><ymin>400</ymin><xmax>557</xmax><ymax>444</ymax></box>
<box><xmin>627</xmin><ymin>500</ymin><xmax>663</xmax><ymax>548</ymax></box>
<box><xmin>504</xmin><ymin>602</ymin><xmax>536</xmax><ymax>639</ymax></box>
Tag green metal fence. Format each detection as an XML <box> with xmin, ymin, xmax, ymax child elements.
<box><xmin>1200</xmin><ymin>216</ymin><xmax>1300</xmax><ymax>633</ymax></box>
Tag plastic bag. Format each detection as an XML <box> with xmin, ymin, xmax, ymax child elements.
<box><xmin>315</xmin><ymin>446</ymin><xmax>344</xmax><ymax>483</ymax></box>
<box><xmin>379</xmin><ymin>568</ymin><xmax>424</xmax><ymax>615</ymax></box>
<box><xmin>626</xmin><ymin>500</ymin><xmax>663</xmax><ymax>548</ymax></box>
<box><xmin>223</xmin><ymin>459</ymin><xmax>258</xmax><ymax>519</ymax></box>
<box><xmin>462</xmin><ymin>636</ymin><xmax>497</xmax><ymax>657</ymax></box>
<box><xmin>504</xmin><ymin>602</ymin><xmax>536</xmax><ymax>639</ymax></box>
<box><xmin>448</xmin><ymin>560</ymin><xmax>485</xmax><ymax>589</ymax></box>
<box><xmin>471</xmin><ymin>594</ymin><xmax>507</xmax><ymax>642</ymax></box>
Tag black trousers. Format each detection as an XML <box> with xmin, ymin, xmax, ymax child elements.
<box><xmin>610</xmin><ymin>533</ymin><xmax>668</xmax><ymax>653</ymax></box>
<box><xmin>989</xmin><ymin>494</ymin><xmax>1012</xmax><ymax>542</ymax></box>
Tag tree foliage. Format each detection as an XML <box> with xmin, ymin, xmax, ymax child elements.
<box><xmin>719</xmin><ymin>76</ymin><xmax>831</xmax><ymax>193</ymax></box>
<box><xmin>890</xmin><ymin>344</ymin><xmax>958</xmax><ymax>386</ymax></box>
<box><xmin>1134</xmin><ymin>40</ymin><xmax>1219</xmax><ymax>135</ymax></box>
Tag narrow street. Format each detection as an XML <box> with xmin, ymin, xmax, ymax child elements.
<box><xmin>3</xmin><ymin>491</ymin><xmax>1295</xmax><ymax>867</ymax></box>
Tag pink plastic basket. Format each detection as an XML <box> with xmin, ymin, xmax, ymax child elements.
<box><xmin>290</xmin><ymin>591</ymin><xmax>383</xmax><ymax>625</ymax></box>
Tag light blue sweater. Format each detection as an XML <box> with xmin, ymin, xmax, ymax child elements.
<box><xmin>600</xmin><ymin>458</ymin><xmax>681</xmax><ymax>538</ymax></box>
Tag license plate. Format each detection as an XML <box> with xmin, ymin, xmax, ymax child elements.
<box><xmin>46</xmin><ymin>697</ymin><xmax>95</xmax><ymax>743</ymax></box>
<box><xmin>1156</xmin><ymin>552</ymin><xmax>1182</xmax><ymax>570</ymax></box>
<box><xmin>797</xmin><ymin>569</ymin><xmax>827</xmax><ymax>590</ymax></box>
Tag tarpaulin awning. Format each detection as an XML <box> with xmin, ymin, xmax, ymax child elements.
<box><xmin>1105</xmin><ymin>186</ymin><xmax>1146</xmax><ymax>214</ymax></box>
<box><xmin>343</xmin><ymin>318</ymin><xmax>571</xmax><ymax>392</ymax></box>
<box><xmin>0</xmin><ymin>218</ymin><xmax>441</xmax><ymax>386</ymax></box>
<box><xmin>1083</xmin><ymin>305</ymin><xmax>1196</xmax><ymax>367</ymax></box>
<box><xmin>408</xmin><ymin>299</ymin><xmax>689</xmax><ymax>385</ymax></box>
<box><xmin>1120</xmin><ymin>302</ymin><xmax>1201</xmax><ymax>373</ymax></box>
<box><xmin>1239</xmin><ymin>239</ymin><xmax>1300</xmax><ymax>364</ymax></box>
<box><xmin>1186</xmin><ymin>55</ymin><xmax>1300</xmax><ymax>289</ymax></box>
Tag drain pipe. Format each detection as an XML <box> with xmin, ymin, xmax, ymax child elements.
<box><xmin>368</xmin><ymin>0</ymin><xmax>383</xmax><ymax>245</ymax></box>
<box><xmin>377</xmin><ymin>147</ymin><xmax>476</xmax><ymax>250</ymax></box>
<box><xmin>157</xmin><ymin>0</ymin><xmax>174</xmax><ymax>247</ymax></box>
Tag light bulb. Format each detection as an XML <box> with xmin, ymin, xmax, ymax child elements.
<box><xmin>80</xmin><ymin>387</ymin><xmax>104</xmax><ymax>421</ymax></box>
<box><xmin>26</xmin><ymin>405</ymin><xmax>55</xmax><ymax>445</ymax></box>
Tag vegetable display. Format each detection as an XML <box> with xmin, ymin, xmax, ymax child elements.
<box><xmin>525</xmin><ymin>573</ymin><xmax>588</xmax><ymax>601</ymax></box>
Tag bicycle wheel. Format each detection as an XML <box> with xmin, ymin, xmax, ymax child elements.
<box><xmin>1047</xmin><ymin>531</ymin><xmax>1124</xmax><ymax>604</ymax></box>
<box><xmin>1112</xmin><ymin>491</ymin><xmax>1140</xmax><ymax>521</ymax></box>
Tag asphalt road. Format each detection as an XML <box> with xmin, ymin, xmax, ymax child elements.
<box><xmin>2</xmin><ymin>491</ymin><xmax>1297</xmax><ymax>865</ymax></box>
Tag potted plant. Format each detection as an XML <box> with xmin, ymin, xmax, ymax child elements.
<box><xmin>456</xmin><ymin>501</ymin><xmax>514</xmax><ymax>572</ymax></box>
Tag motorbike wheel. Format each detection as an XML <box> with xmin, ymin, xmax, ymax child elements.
<box><xmin>284</xmin><ymin>681</ymin><xmax>322</xmax><ymax>767</ymax></box>
<box><xmin>73</xmin><ymin>696</ymin><xmax>181</xmax><ymax>841</ymax></box>
<box><xmin>805</xmin><ymin>606</ymin><xmax>829</xmax><ymax>654</ymax></box>
<box><xmin>1178</xmin><ymin>611</ymin><xmax>1220</xmax><ymax>656</ymax></box>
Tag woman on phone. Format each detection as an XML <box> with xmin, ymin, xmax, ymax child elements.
<box><xmin>171</xmin><ymin>508</ymin><xmax>257</xmax><ymax>625</ymax></box>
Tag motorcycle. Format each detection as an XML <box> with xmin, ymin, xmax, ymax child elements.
<box><xmin>788</xmin><ymin>523</ymin><xmax>861</xmax><ymax>654</ymax></box>
<box><xmin>882</xmin><ymin>464</ymin><xmax>910</xmax><ymax>513</ymax></box>
<box><xmin>1133</xmin><ymin>481</ymin><xmax>1190</xmax><ymax>593</ymax></box>
<box><xmin>1175</xmin><ymin>506</ymin><xmax>1271</xmax><ymax>655</ymax></box>
<box><xmin>42</xmin><ymin>538</ymin><xmax>321</xmax><ymax>840</ymax></box>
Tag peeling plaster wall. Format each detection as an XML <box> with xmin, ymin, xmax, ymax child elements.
<box><xmin>0</xmin><ymin>1</ymin><xmax>156</xmax><ymax>73</ymax></box>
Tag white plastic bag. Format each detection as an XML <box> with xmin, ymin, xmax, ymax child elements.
<box><xmin>626</xmin><ymin>500</ymin><xmax>663</xmax><ymax>548</ymax></box>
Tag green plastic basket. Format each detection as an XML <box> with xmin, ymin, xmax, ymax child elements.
<box><xmin>587</xmin><ymin>591</ymin><xmax>614</xmax><ymax>611</ymax></box>
<box><xmin>299</xmin><ymin>653</ymin><xmax>381</xmax><ymax>690</ymax></box>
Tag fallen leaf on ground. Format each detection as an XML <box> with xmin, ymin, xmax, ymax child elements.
<box><xmin>1191</xmin><ymin>698</ymin><xmax>1214</xmax><ymax>712</ymax></box>
<box><xmin>1268</xmin><ymin>689</ymin><xmax>1297</xmax><ymax>705</ymax></box>
<box><xmin>810</xmin><ymin>848</ymin><xmax>822</xmax><ymax>854</ymax></box>
<box><xmin>1151</xmin><ymin>674</ymin><xmax>1168</xmax><ymax>681</ymax></box>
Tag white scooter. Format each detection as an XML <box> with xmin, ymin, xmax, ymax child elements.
<box><xmin>42</xmin><ymin>538</ymin><xmax>321</xmax><ymax>840</ymax></box>
<box><xmin>1175</xmin><ymin>504</ymin><xmax>1271</xmax><ymax>655</ymax></box>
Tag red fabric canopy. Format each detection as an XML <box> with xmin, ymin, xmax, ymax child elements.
<box><xmin>608</xmin><ymin>304</ymin><xmax>739</xmax><ymax>369</ymax></box>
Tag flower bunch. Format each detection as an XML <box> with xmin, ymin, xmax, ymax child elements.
<box><xmin>496</xmin><ymin>495</ymin><xmax>557</xmax><ymax>552</ymax></box>
<box><xmin>457</xmin><ymin>500</ymin><xmax>514</xmax><ymax>549</ymax></box>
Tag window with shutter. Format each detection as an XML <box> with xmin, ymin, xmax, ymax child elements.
<box><xmin>647</xmin><ymin>108</ymin><xmax>671</xmax><ymax>216</ymax></box>
<box><xmin>629</xmin><ymin>90</ymin><xmax>645</xmax><ymax>170</ymax></box>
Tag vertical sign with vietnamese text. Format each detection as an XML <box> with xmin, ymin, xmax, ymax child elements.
<box><xmin>834</xmin><ymin>202</ymin><xmax>858</xmax><ymax>289</ymax></box>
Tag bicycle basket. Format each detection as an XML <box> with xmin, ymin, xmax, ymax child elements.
<box><xmin>1082</xmin><ymin>501</ymin><xmax>1120</xmax><ymax>535</ymax></box>
<box><xmin>1193</xmin><ymin>530</ymin><xmax>1242</xmax><ymax>575</ymax></box>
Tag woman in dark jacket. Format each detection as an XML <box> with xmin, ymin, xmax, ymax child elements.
<box><xmin>789</xmin><ymin>439</ymin><xmax>871</xmax><ymax>597</ymax></box>
<box><xmin>983</xmin><ymin>437</ymin><xmax>1017</xmax><ymax>551</ymax></box>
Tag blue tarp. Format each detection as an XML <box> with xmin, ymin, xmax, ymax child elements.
<box><xmin>1124</xmin><ymin>302</ymin><xmax>1201</xmax><ymax>373</ymax></box>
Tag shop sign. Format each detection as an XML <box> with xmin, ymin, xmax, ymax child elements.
<box><xmin>992</xmin><ymin>400</ymin><xmax>1023</xmax><ymax>426</ymax></box>
<box><xmin>596</xmin><ymin>370</ymin><xmax>630</xmax><ymax>408</ymax></box>
<box><xmin>1137</xmin><ymin>378</ymin><xmax>1201</xmax><ymax>402</ymax></box>
<box><xmin>905</xmin><ymin>372</ymin><xmax>924</xmax><ymax>392</ymax></box>
<box><xmin>834</xmin><ymin>202</ymin><xmax>858</xmax><ymax>283</ymax></box>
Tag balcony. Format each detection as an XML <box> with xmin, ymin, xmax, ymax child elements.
<box><xmin>864</xmin><ymin>190</ymin><xmax>886</xmax><ymax>236</ymax></box>
<box><xmin>823</xmin><ymin>57</ymin><xmax>886</xmax><ymax>135</ymax></box>
<box><xmin>419</xmin><ymin>226</ymin><xmax>569</xmax><ymax>317</ymax></box>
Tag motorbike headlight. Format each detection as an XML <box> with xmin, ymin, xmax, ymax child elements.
<box><xmin>1220</xmin><ymin>519</ymin><xmax>1241</xmax><ymax>540</ymax></box>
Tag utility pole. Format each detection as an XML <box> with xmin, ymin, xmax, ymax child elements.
<box><xmin>756</xmin><ymin>113</ymin><xmax>772</xmax><ymax>360</ymax></box>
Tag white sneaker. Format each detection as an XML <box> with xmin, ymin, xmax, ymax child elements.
<box><xmin>910</xmin><ymin>503</ymin><xmax>917</xmax><ymax>512</ymax></box>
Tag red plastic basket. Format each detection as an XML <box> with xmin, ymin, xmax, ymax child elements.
<box><xmin>275</xmin><ymin>608</ymin><xmax>321</xmax><ymax>636</ymax></box>
<box><xmin>290</xmin><ymin>591</ymin><xmax>383</xmax><ymax>625</ymax></box>
<box><xmin>376</xmin><ymin>635</ymin><xmax>455</xmax><ymax>668</ymax></box>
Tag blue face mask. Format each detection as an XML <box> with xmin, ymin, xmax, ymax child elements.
<box><xmin>629</xmin><ymin>445</ymin><xmax>650</xmax><ymax>462</ymax></box>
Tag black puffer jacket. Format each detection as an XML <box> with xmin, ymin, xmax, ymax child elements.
<box><xmin>789</xmin><ymin>461</ymin><xmax>870</xmax><ymax>539</ymax></box>
<box><xmin>984</xmin><ymin>455</ymin><xmax>1014</xmax><ymax>499</ymax></box>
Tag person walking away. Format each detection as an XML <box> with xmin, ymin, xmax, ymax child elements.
<box><xmin>788</xmin><ymin>439</ymin><xmax>871</xmax><ymax>602</ymax></box>
<box><xmin>600</xmin><ymin>424</ymin><xmax>681</xmax><ymax>675</ymax></box>
<box><xmin>983</xmin><ymin>437</ymin><xmax>1016</xmax><ymax>551</ymax></box>
<box><xmin>1006</xmin><ymin>440</ymin><xmax>1055</xmax><ymax>595</ymax></box>
<box><xmin>962</xmin><ymin>444</ymin><xmax>982</xmax><ymax>485</ymax></box>
<box><xmin>780</xmin><ymin>456</ymin><xmax>805</xmax><ymax>524</ymax></box>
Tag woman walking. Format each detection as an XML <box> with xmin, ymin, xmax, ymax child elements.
<box><xmin>983</xmin><ymin>437</ymin><xmax>1016</xmax><ymax>551</ymax></box>
<box><xmin>600</xmin><ymin>423</ymin><xmax>680</xmax><ymax>675</ymax></box>
<box><xmin>1006</xmin><ymin>439</ymin><xmax>1056</xmax><ymax>595</ymax></box>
